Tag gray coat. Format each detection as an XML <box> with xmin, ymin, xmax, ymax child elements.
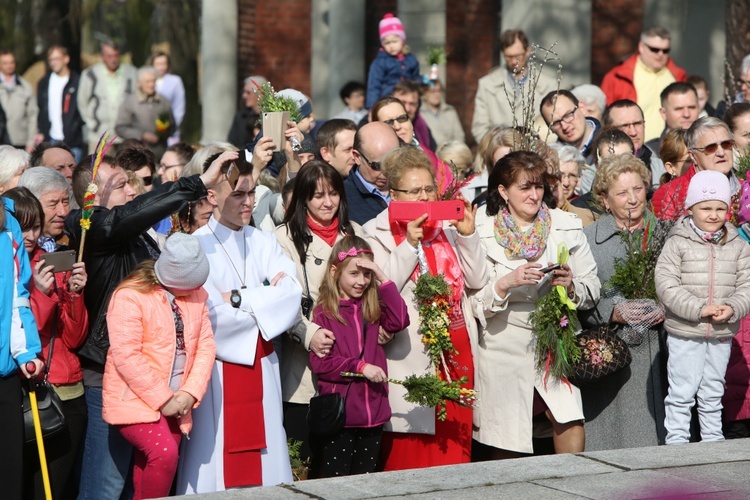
<box><xmin>655</xmin><ymin>216</ymin><xmax>750</xmax><ymax>340</ymax></box>
<box><xmin>579</xmin><ymin>212</ymin><xmax>667</xmax><ymax>450</ymax></box>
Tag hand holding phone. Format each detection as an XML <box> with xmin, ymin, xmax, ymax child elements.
<box><xmin>539</xmin><ymin>263</ymin><xmax>562</xmax><ymax>274</ymax></box>
<box><xmin>40</xmin><ymin>249</ymin><xmax>76</xmax><ymax>273</ymax></box>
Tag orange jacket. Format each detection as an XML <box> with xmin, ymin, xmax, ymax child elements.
<box><xmin>102</xmin><ymin>286</ymin><xmax>215</xmax><ymax>434</ymax></box>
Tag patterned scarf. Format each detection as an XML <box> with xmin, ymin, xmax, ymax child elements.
<box><xmin>493</xmin><ymin>203</ymin><xmax>552</xmax><ymax>260</ymax></box>
<box><xmin>688</xmin><ymin>216</ymin><xmax>725</xmax><ymax>244</ymax></box>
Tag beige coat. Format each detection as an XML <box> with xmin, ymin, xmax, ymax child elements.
<box><xmin>274</xmin><ymin>222</ymin><xmax>363</xmax><ymax>404</ymax></box>
<box><xmin>655</xmin><ymin>216</ymin><xmax>750</xmax><ymax>340</ymax></box>
<box><xmin>362</xmin><ymin>209</ymin><xmax>489</xmax><ymax>434</ymax></box>
<box><xmin>470</xmin><ymin>206</ymin><xmax>600</xmax><ymax>453</ymax></box>
<box><xmin>471</xmin><ymin>66</ymin><xmax>558</xmax><ymax>143</ymax></box>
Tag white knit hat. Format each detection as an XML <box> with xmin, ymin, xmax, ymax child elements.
<box><xmin>684</xmin><ymin>170</ymin><xmax>732</xmax><ymax>210</ymax></box>
<box><xmin>154</xmin><ymin>233</ymin><xmax>210</xmax><ymax>291</ymax></box>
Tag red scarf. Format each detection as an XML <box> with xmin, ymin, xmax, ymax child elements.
<box><xmin>388</xmin><ymin>213</ymin><xmax>465</xmax><ymax>313</ymax></box>
<box><xmin>307</xmin><ymin>215</ymin><xmax>339</xmax><ymax>247</ymax></box>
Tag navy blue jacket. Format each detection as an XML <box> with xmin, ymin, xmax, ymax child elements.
<box><xmin>366</xmin><ymin>50</ymin><xmax>420</xmax><ymax>109</ymax></box>
<box><xmin>343</xmin><ymin>166</ymin><xmax>388</xmax><ymax>226</ymax></box>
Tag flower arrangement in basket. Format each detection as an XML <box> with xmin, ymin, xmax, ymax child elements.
<box><xmin>607</xmin><ymin>212</ymin><xmax>673</xmax><ymax>344</ymax></box>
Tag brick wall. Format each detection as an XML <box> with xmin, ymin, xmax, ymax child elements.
<box><xmin>237</xmin><ymin>0</ymin><xmax>312</xmax><ymax>101</ymax></box>
<box><xmin>445</xmin><ymin>0</ymin><xmax>501</xmax><ymax>147</ymax></box>
<box><xmin>590</xmin><ymin>0</ymin><xmax>644</xmax><ymax>85</ymax></box>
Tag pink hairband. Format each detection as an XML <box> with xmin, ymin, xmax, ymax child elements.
<box><xmin>337</xmin><ymin>247</ymin><xmax>373</xmax><ymax>262</ymax></box>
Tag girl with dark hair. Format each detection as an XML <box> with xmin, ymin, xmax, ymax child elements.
<box><xmin>273</xmin><ymin>160</ymin><xmax>362</xmax><ymax>474</ymax></box>
<box><xmin>4</xmin><ymin>187</ymin><xmax>89</xmax><ymax>499</ymax></box>
<box><xmin>471</xmin><ymin>151</ymin><xmax>600</xmax><ymax>458</ymax></box>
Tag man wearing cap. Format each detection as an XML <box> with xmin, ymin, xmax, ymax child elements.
<box><xmin>66</xmin><ymin>149</ymin><xmax>231</xmax><ymax>500</ymax></box>
<box><xmin>178</xmin><ymin>153</ymin><xmax>301</xmax><ymax>492</ymax></box>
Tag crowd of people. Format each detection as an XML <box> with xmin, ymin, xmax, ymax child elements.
<box><xmin>2</xmin><ymin>12</ymin><xmax>750</xmax><ymax>500</ymax></box>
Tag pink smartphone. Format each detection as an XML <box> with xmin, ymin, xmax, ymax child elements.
<box><xmin>389</xmin><ymin>201</ymin><xmax>465</xmax><ymax>222</ymax></box>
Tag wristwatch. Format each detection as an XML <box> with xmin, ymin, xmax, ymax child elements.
<box><xmin>230</xmin><ymin>289</ymin><xmax>242</xmax><ymax>308</ymax></box>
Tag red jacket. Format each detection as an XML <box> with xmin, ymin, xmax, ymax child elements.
<box><xmin>651</xmin><ymin>164</ymin><xmax>696</xmax><ymax>220</ymax></box>
<box><xmin>601</xmin><ymin>54</ymin><xmax>687</xmax><ymax>105</ymax></box>
<box><xmin>29</xmin><ymin>247</ymin><xmax>89</xmax><ymax>385</ymax></box>
<box><xmin>724</xmin><ymin>315</ymin><xmax>750</xmax><ymax>422</ymax></box>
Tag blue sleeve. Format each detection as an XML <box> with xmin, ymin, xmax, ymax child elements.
<box><xmin>8</xmin><ymin>209</ymin><xmax>41</xmax><ymax>365</ymax></box>
<box><xmin>405</xmin><ymin>54</ymin><xmax>421</xmax><ymax>81</ymax></box>
<box><xmin>367</xmin><ymin>56</ymin><xmax>387</xmax><ymax>109</ymax></box>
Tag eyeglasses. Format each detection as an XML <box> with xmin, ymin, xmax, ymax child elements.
<box><xmin>644</xmin><ymin>43</ymin><xmax>670</xmax><ymax>55</ymax></box>
<box><xmin>616</xmin><ymin>120</ymin><xmax>645</xmax><ymax>131</ymax></box>
<box><xmin>549</xmin><ymin>107</ymin><xmax>577</xmax><ymax>129</ymax></box>
<box><xmin>391</xmin><ymin>185</ymin><xmax>437</xmax><ymax>198</ymax></box>
<box><xmin>357</xmin><ymin>151</ymin><xmax>382</xmax><ymax>171</ymax></box>
<box><xmin>560</xmin><ymin>173</ymin><xmax>579</xmax><ymax>181</ymax></box>
<box><xmin>141</xmin><ymin>176</ymin><xmax>153</xmax><ymax>186</ymax></box>
<box><xmin>382</xmin><ymin>113</ymin><xmax>409</xmax><ymax>126</ymax></box>
<box><xmin>692</xmin><ymin>140</ymin><xmax>734</xmax><ymax>154</ymax></box>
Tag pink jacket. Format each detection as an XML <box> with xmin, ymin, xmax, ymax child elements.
<box><xmin>102</xmin><ymin>286</ymin><xmax>216</xmax><ymax>434</ymax></box>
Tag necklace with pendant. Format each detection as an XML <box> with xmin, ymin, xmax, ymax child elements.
<box><xmin>208</xmin><ymin>224</ymin><xmax>247</xmax><ymax>307</ymax></box>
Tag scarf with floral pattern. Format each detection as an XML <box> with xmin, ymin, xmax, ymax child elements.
<box><xmin>494</xmin><ymin>203</ymin><xmax>552</xmax><ymax>260</ymax></box>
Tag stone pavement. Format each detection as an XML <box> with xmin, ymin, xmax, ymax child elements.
<box><xmin>182</xmin><ymin>438</ymin><xmax>750</xmax><ymax>499</ymax></box>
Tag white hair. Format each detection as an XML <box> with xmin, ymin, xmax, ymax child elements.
<box><xmin>742</xmin><ymin>54</ymin><xmax>750</xmax><ymax>76</ymax></box>
<box><xmin>181</xmin><ymin>142</ymin><xmax>239</xmax><ymax>178</ymax></box>
<box><xmin>244</xmin><ymin>75</ymin><xmax>268</xmax><ymax>87</ymax></box>
<box><xmin>137</xmin><ymin>65</ymin><xmax>158</xmax><ymax>81</ymax></box>
<box><xmin>0</xmin><ymin>146</ymin><xmax>30</xmax><ymax>187</ymax></box>
<box><xmin>571</xmin><ymin>84</ymin><xmax>606</xmax><ymax>114</ymax></box>
<box><xmin>18</xmin><ymin>166</ymin><xmax>70</xmax><ymax>199</ymax></box>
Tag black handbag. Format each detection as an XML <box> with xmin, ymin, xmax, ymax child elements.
<box><xmin>570</xmin><ymin>323</ymin><xmax>632</xmax><ymax>385</ymax></box>
<box><xmin>22</xmin><ymin>302</ymin><xmax>67</xmax><ymax>444</ymax></box>
<box><xmin>307</xmin><ymin>318</ymin><xmax>366</xmax><ymax>436</ymax></box>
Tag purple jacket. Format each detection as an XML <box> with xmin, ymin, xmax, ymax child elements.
<box><xmin>310</xmin><ymin>280</ymin><xmax>409</xmax><ymax>428</ymax></box>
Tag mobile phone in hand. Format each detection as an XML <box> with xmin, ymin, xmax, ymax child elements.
<box><xmin>39</xmin><ymin>249</ymin><xmax>76</xmax><ymax>273</ymax></box>
<box><xmin>539</xmin><ymin>263</ymin><xmax>562</xmax><ymax>274</ymax></box>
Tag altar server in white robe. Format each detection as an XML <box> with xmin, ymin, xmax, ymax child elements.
<box><xmin>177</xmin><ymin>150</ymin><xmax>301</xmax><ymax>493</ymax></box>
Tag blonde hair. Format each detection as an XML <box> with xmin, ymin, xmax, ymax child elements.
<box><xmin>316</xmin><ymin>235</ymin><xmax>381</xmax><ymax>324</ymax></box>
<box><xmin>436</xmin><ymin>141</ymin><xmax>472</xmax><ymax>175</ymax></box>
<box><xmin>591</xmin><ymin>154</ymin><xmax>651</xmax><ymax>211</ymax></box>
<box><xmin>473</xmin><ymin>126</ymin><xmax>523</xmax><ymax>174</ymax></box>
<box><xmin>383</xmin><ymin>146</ymin><xmax>435</xmax><ymax>191</ymax></box>
<box><xmin>115</xmin><ymin>260</ymin><xmax>160</xmax><ymax>295</ymax></box>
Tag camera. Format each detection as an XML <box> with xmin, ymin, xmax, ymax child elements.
<box><xmin>301</xmin><ymin>295</ymin><xmax>314</xmax><ymax>319</ymax></box>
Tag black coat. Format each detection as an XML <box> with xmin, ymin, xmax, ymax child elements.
<box><xmin>64</xmin><ymin>175</ymin><xmax>207</xmax><ymax>367</ymax></box>
<box><xmin>343</xmin><ymin>165</ymin><xmax>388</xmax><ymax>226</ymax></box>
<box><xmin>37</xmin><ymin>70</ymin><xmax>85</xmax><ymax>148</ymax></box>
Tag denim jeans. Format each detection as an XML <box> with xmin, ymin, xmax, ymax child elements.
<box><xmin>77</xmin><ymin>386</ymin><xmax>133</xmax><ymax>500</ymax></box>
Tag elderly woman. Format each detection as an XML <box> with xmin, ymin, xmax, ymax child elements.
<box><xmin>578</xmin><ymin>153</ymin><xmax>669</xmax><ymax>450</ymax></box>
<box><xmin>273</xmin><ymin>161</ymin><xmax>361</xmax><ymax>474</ymax></box>
<box><xmin>0</xmin><ymin>145</ymin><xmax>29</xmax><ymax>194</ymax></box>
<box><xmin>471</xmin><ymin>151</ymin><xmax>599</xmax><ymax>458</ymax></box>
<box><xmin>469</xmin><ymin>126</ymin><xmax>523</xmax><ymax>205</ymax></box>
<box><xmin>371</xmin><ymin>96</ymin><xmax>453</xmax><ymax>193</ymax></box>
<box><xmin>548</xmin><ymin>143</ymin><xmax>596</xmax><ymax>226</ymax></box>
<box><xmin>363</xmin><ymin>146</ymin><xmax>487</xmax><ymax>470</ymax></box>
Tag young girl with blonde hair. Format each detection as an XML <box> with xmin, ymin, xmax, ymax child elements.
<box><xmin>309</xmin><ymin>235</ymin><xmax>409</xmax><ymax>477</ymax></box>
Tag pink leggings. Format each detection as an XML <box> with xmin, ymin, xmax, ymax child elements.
<box><xmin>118</xmin><ymin>415</ymin><xmax>182</xmax><ymax>500</ymax></box>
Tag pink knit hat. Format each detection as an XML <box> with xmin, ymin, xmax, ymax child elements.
<box><xmin>379</xmin><ymin>13</ymin><xmax>406</xmax><ymax>44</ymax></box>
<box><xmin>684</xmin><ymin>170</ymin><xmax>731</xmax><ymax>210</ymax></box>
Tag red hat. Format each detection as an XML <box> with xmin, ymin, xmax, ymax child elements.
<box><xmin>379</xmin><ymin>13</ymin><xmax>406</xmax><ymax>44</ymax></box>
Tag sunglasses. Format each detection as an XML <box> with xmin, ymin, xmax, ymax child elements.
<box><xmin>357</xmin><ymin>151</ymin><xmax>382</xmax><ymax>171</ymax></box>
<box><xmin>141</xmin><ymin>176</ymin><xmax>153</xmax><ymax>186</ymax></box>
<box><xmin>692</xmin><ymin>140</ymin><xmax>734</xmax><ymax>155</ymax></box>
<box><xmin>644</xmin><ymin>43</ymin><xmax>670</xmax><ymax>55</ymax></box>
<box><xmin>382</xmin><ymin>113</ymin><xmax>409</xmax><ymax>126</ymax></box>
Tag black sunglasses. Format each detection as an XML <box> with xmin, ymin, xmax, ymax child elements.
<box><xmin>141</xmin><ymin>176</ymin><xmax>153</xmax><ymax>186</ymax></box>
<box><xmin>644</xmin><ymin>43</ymin><xmax>670</xmax><ymax>55</ymax></box>
<box><xmin>383</xmin><ymin>113</ymin><xmax>409</xmax><ymax>126</ymax></box>
<box><xmin>357</xmin><ymin>151</ymin><xmax>382</xmax><ymax>171</ymax></box>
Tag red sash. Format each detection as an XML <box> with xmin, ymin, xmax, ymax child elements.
<box><xmin>222</xmin><ymin>335</ymin><xmax>274</xmax><ymax>488</ymax></box>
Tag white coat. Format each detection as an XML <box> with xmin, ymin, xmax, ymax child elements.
<box><xmin>471</xmin><ymin>206</ymin><xmax>600</xmax><ymax>453</ymax></box>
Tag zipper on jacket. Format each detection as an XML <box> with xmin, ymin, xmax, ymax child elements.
<box><xmin>707</xmin><ymin>244</ymin><xmax>715</xmax><ymax>339</ymax></box>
